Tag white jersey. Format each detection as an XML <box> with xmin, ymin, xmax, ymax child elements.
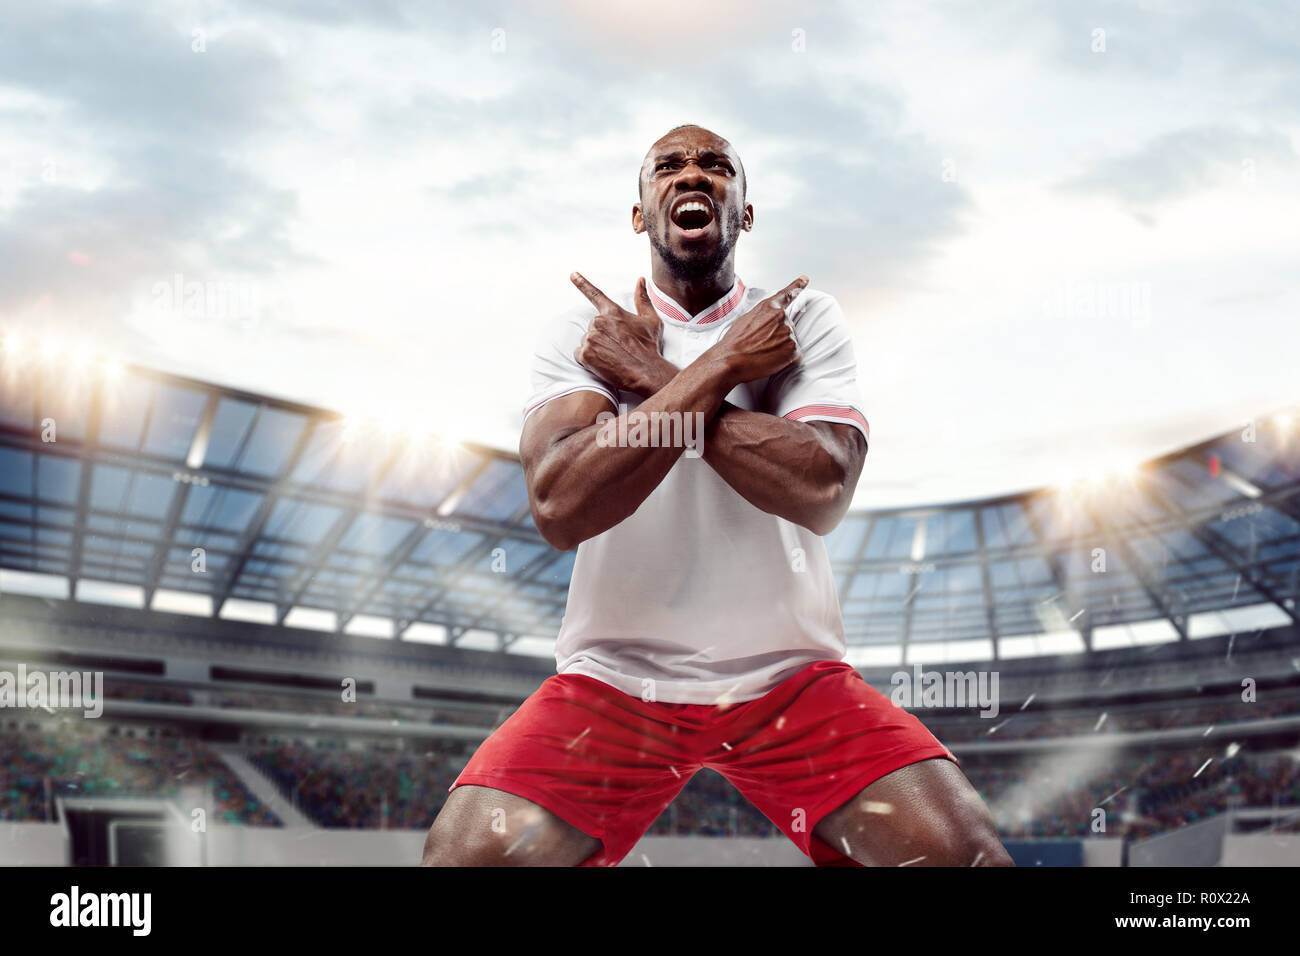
<box><xmin>523</xmin><ymin>276</ymin><xmax>870</xmax><ymax>705</ymax></box>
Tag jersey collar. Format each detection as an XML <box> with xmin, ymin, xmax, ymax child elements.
<box><xmin>647</xmin><ymin>276</ymin><xmax>747</xmax><ymax>327</ymax></box>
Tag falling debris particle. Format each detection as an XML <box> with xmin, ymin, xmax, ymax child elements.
<box><xmin>986</xmin><ymin>720</ymin><xmax>1009</xmax><ymax>736</ymax></box>
<box><xmin>1098</xmin><ymin>787</ymin><xmax>1127</xmax><ymax>807</ymax></box>
<box><xmin>970</xmin><ymin>850</ymin><xmax>984</xmax><ymax>867</ymax></box>
<box><xmin>1020</xmin><ymin>693</ymin><xmax>1036</xmax><ymax>711</ymax></box>
<box><xmin>861</xmin><ymin>801</ymin><xmax>893</xmax><ymax>815</ymax></box>
<box><xmin>775</xmin><ymin>716</ymin><xmax>787</xmax><ymax>730</ymax></box>
<box><xmin>720</xmin><ymin>742</ymin><xmax>732</xmax><ymax>751</ymax></box>
<box><xmin>713</xmin><ymin>683</ymin><xmax>743</xmax><ymax>708</ymax></box>
<box><xmin>1202</xmin><ymin>725</ymin><xmax>1215</xmax><ymax>737</ymax></box>
<box><xmin>841</xmin><ymin>836</ymin><xmax>852</xmax><ymax>856</ymax></box>
<box><xmin>1094</xmin><ymin>713</ymin><xmax>1108</xmax><ymax>731</ymax></box>
<box><xmin>1193</xmin><ymin>758</ymin><xmax>1213</xmax><ymax>778</ymax></box>
<box><xmin>565</xmin><ymin>727</ymin><xmax>591</xmax><ymax>751</ymax></box>
<box><xmin>641</xmin><ymin>854</ymin><xmax>652</xmax><ymax>867</ymax></box>
<box><xmin>669</xmin><ymin>766</ymin><xmax>680</xmax><ymax>779</ymax></box>
<box><xmin>1068</xmin><ymin>608</ymin><xmax>1086</xmax><ymax>623</ymax></box>
<box><xmin>503</xmin><ymin>834</ymin><xmax>528</xmax><ymax>857</ymax></box>
<box><xmin>899</xmin><ymin>855</ymin><xmax>926</xmax><ymax>867</ymax></box>
<box><xmin>1232</xmin><ymin>575</ymin><xmax>1241</xmax><ymax>600</ymax></box>
<box><xmin>1225</xmin><ymin>742</ymin><xmax>1241</xmax><ymax>758</ymax></box>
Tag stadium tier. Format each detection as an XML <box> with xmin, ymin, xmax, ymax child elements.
<box><xmin>0</xmin><ymin>363</ymin><xmax>1295</xmax><ymax>656</ymax></box>
<box><xmin>0</xmin><ymin>362</ymin><xmax>1298</xmax><ymax>865</ymax></box>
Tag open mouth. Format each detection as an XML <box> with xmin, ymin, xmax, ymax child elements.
<box><xmin>669</xmin><ymin>197</ymin><xmax>716</xmax><ymax>238</ymax></box>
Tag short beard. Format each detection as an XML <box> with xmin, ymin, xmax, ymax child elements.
<box><xmin>647</xmin><ymin>206</ymin><xmax>743</xmax><ymax>283</ymax></box>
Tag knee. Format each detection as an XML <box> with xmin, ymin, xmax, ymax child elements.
<box><xmin>967</xmin><ymin>834</ymin><xmax>1015</xmax><ymax>867</ymax></box>
<box><xmin>421</xmin><ymin>819</ymin><xmax>469</xmax><ymax>866</ymax></box>
<box><xmin>902</xmin><ymin>808</ymin><xmax>1013</xmax><ymax>867</ymax></box>
<box><xmin>420</xmin><ymin>827</ymin><xmax>447</xmax><ymax>867</ymax></box>
<box><xmin>934</xmin><ymin>824</ymin><xmax>1014</xmax><ymax>867</ymax></box>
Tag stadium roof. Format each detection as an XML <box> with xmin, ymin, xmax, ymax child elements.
<box><xmin>1</xmin><ymin>358</ymin><xmax>1297</xmax><ymax>663</ymax></box>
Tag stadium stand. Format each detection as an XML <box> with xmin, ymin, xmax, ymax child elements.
<box><xmin>0</xmin><ymin>719</ymin><xmax>278</xmax><ymax>826</ymax></box>
<box><xmin>0</xmin><ymin>362</ymin><xmax>1296</xmax><ymax>863</ymax></box>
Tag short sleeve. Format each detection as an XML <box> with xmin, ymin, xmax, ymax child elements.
<box><xmin>763</xmin><ymin>290</ymin><xmax>870</xmax><ymax>448</ymax></box>
<box><xmin>522</xmin><ymin>307</ymin><xmax>619</xmax><ymax>423</ymax></box>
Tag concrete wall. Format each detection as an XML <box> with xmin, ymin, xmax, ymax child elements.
<box><xmin>204</xmin><ymin>826</ymin><xmax>426</xmax><ymax>866</ymax></box>
<box><xmin>15</xmin><ymin>824</ymin><xmax>1288</xmax><ymax>866</ymax></box>
<box><xmin>618</xmin><ymin>836</ymin><xmax>810</xmax><ymax>867</ymax></box>
<box><xmin>1129</xmin><ymin>817</ymin><xmax>1227</xmax><ymax>866</ymax></box>
<box><xmin>200</xmin><ymin>829</ymin><xmax>810</xmax><ymax>866</ymax></box>
<box><xmin>1081</xmin><ymin>838</ymin><xmax>1123</xmax><ymax>867</ymax></box>
<box><xmin>1221</xmin><ymin>835</ymin><xmax>1300</xmax><ymax>866</ymax></box>
<box><xmin>0</xmin><ymin>822</ymin><xmax>67</xmax><ymax>865</ymax></box>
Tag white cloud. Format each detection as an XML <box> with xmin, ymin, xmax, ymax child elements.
<box><xmin>1</xmin><ymin>0</ymin><xmax>1296</xmax><ymax>508</ymax></box>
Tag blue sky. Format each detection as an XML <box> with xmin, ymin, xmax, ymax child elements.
<box><xmin>1</xmin><ymin>0</ymin><xmax>1296</xmax><ymax>507</ymax></box>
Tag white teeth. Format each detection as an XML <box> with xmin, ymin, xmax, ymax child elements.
<box><xmin>673</xmin><ymin>200</ymin><xmax>711</xmax><ymax>224</ymax></box>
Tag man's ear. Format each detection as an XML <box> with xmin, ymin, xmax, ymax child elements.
<box><xmin>632</xmin><ymin>203</ymin><xmax>646</xmax><ymax>234</ymax></box>
<box><xmin>741</xmin><ymin>202</ymin><xmax>754</xmax><ymax>232</ymax></box>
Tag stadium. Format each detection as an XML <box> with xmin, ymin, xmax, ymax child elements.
<box><xmin>2</xmin><ymin>357</ymin><xmax>1296</xmax><ymax>867</ymax></box>
<box><xmin>2</xmin><ymin>4</ymin><xmax>1298</xmax><ymax>912</ymax></box>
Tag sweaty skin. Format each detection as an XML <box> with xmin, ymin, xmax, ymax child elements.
<box><xmin>522</xmin><ymin>126</ymin><xmax>865</xmax><ymax>550</ymax></box>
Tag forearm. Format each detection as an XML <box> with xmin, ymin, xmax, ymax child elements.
<box><xmin>639</xmin><ymin>357</ymin><xmax>858</xmax><ymax>534</ymax></box>
<box><xmin>702</xmin><ymin>403</ymin><xmax>858</xmax><ymax>535</ymax></box>
<box><xmin>530</xmin><ymin>352</ymin><xmax>735</xmax><ymax>550</ymax></box>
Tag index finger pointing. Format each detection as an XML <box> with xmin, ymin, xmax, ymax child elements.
<box><xmin>570</xmin><ymin>271</ymin><xmax>615</xmax><ymax>311</ymax></box>
<box><xmin>769</xmin><ymin>275</ymin><xmax>810</xmax><ymax>311</ymax></box>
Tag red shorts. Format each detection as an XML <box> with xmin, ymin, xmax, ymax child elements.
<box><xmin>449</xmin><ymin>659</ymin><xmax>958</xmax><ymax>866</ymax></box>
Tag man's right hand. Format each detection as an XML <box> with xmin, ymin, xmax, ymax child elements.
<box><xmin>571</xmin><ymin>273</ymin><xmax>671</xmax><ymax>397</ymax></box>
<box><xmin>711</xmin><ymin>276</ymin><xmax>808</xmax><ymax>386</ymax></box>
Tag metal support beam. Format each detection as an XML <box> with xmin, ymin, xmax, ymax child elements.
<box><xmin>1078</xmin><ymin>496</ymin><xmax>1188</xmax><ymax>640</ymax></box>
<box><xmin>972</xmin><ymin>509</ymin><xmax>1000</xmax><ymax>659</ymax></box>
<box><xmin>1144</xmin><ymin>474</ymin><xmax>1300</xmax><ymax>628</ymax></box>
<box><xmin>277</xmin><ymin>442</ymin><xmax>407</xmax><ymax>626</ymax></box>
<box><xmin>65</xmin><ymin>377</ymin><xmax>104</xmax><ymax>592</ymax></box>
<box><xmin>334</xmin><ymin>456</ymin><xmax>494</xmax><ymax>630</ymax></box>
<box><xmin>836</xmin><ymin>516</ymin><xmax>877</xmax><ymax>607</ymax></box>
<box><xmin>1019</xmin><ymin>495</ymin><xmax>1092</xmax><ymax>649</ymax></box>
<box><xmin>213</xmin><ymin>415</ymin><xmax>320</xmax><ymax>617</ymax></box>
<box><xmin>395</xmin><ymin>503</ymin><xmax>534</xmax><ymax>638</ymax></box>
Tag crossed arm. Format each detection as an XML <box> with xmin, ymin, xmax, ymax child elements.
<box><xmin>521</xmin><ymin>275</ymin><xmax>867</xmax><ymax>551</ymax></box>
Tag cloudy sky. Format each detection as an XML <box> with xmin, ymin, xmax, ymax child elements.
<box><xmin>1</xmin><ymin>0</ymin><xmax>1296</xmax><ymax>508</ymax></box>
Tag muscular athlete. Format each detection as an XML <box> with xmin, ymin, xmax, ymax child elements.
<box><xmin>422</xmin><ymin>125</ymin><xmax>1013</xmax><ymax>867</ymax></box>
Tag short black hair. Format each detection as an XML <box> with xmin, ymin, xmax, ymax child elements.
<box><xmin>639</xmin><ymin>124</ymin><xmax>747</xmax><ymax>201</ymax></box>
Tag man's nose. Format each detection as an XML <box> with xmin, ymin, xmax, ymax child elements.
<box><xmin>674</xmin><ymin>161</ymin><xmax>712</xmax><ymax>189</ymax></box>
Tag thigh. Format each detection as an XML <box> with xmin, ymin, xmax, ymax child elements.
<box><xmin>813</xmin><ymin>757</ymin><xmax>1013</xmax><ymax>866</ymax></box>
<box><xmin>711</xmin><ymin>661</ymin><xmax>961</xmax><ymax>864</ymax></box>
<box><xmin>439</xmin><ymin>673</ymin><xmax>696</xmax><ymax>866</ymax></box>
<box><xmin>422</xmin><ymin>784</ymin><xmax>599</xmax><ymax>866</ymax></box>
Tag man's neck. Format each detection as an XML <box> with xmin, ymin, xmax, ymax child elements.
<box><xmin>649</xmin><ymin>260</ymin><xmax>736</xmax><ymax>317</ymax></box>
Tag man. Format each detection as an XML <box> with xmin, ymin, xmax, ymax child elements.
<box><xmin>422</xmin><ymin>124</ymin><xmax>1012</xmax><ymax>867</ymax></box>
